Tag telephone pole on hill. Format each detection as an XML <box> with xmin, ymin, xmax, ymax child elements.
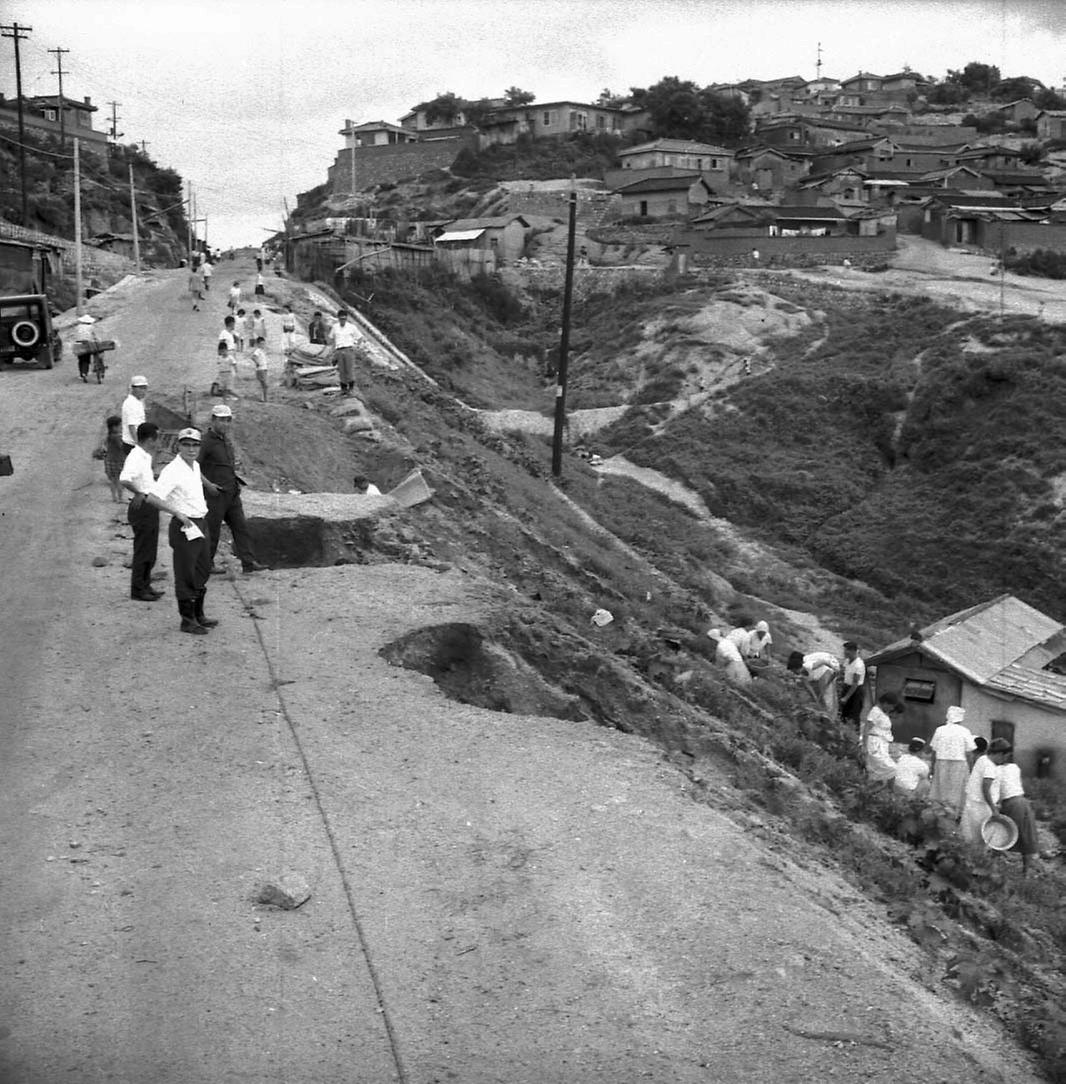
<box><xmin>1</xmin><ymin>21</ymin><xmax>32</xmax><ymax>224</ymax></box>
<box><xmin>107</xmin><ymin>100</ymin><xmax>122</xmax><ymax>151</ymax></box>
<box><xmin>48</xmin><ymin>45</ymin><xmax>69</xmax><ymax>146</ymax></box>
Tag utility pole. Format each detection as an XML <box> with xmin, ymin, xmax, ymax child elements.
<box><xmin>551</xmin><ymin>180</ymin><xmax>578</xmax><ymax>477</ymax></box>
<box><xmin>1</xmin><ymin>21</ymin><xmax>32</xmax><ymax>224</ymax></box>
<box><xmin>186</xmin><ymin>181</ymin><xmax>193</xmax><ymax>259</ymax></box>
<box><xmin>48</xmin><ymin>45</ymin><xmax>69</xmax><ymax>146</ymax></box>
<box><xmin>129</xmin><ymin>163</ymin><xmax>141</xmax><ymax>272</ymax></box>
<box><xmin>816</xmin><ymin>41</ymin><xmax>822</xmax><ymax>80</ymax></box>
<box><xmin>139</xmin><ymin>140</ymin><xmax>149</xmax><ymax>156</ymax></box>
<box><xmin>73</xmin><ymin>138</ymin><xmax>83</xmax><ymax>315</ymax></box>
<box><xmin>107</xmin><ymin>100</ymin><xmax>122</xmax><ymax>151</ymax></box>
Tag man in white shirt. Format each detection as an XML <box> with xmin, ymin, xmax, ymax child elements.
<box><xmin>328</xmin><ymin>309</ymin><xmax>364</xmax><ymax>396</ymax></box>
<box><xmin>707</xmin><ymin>628</ymin><xmax>752</xmax><ymax>686</ymax></box>
<box><xmin>201</xmin><ymin>258</ymin><xmax>213</xmax><ymax>291</ymax></box>
<box><xmin>121</xmin><ymin>375</ymin><xmax>149</xmax><ymax>455</ymax></box>
<box><xmin>147</xmin><ymin>427</ymin><xmax>222</xmax><ymax>635</ymax></box>
<box><xmin>840</xmin><ymin>641</ymin><xmax>866</xmax><ymax>728</ymax></box>
<box><xmin>928</xmin><ymin>705</ymin><xmax>975</xmax><ymax>813</ymax></box>
<box><xmin>118</xmin><ymin>421</ymin><xmax>163</xmax><ymax>602</ymax></box>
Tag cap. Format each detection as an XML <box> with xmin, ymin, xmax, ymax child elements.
<box><xmin>130</xmin><ymin>375</ymin><xmax>149</xmax><ymax>387</ymax></box>
<box><xmin>211</xmin><ymin>404</ymin><xmax>233</xmax><ymax>418</ymax></box>
<box><xmin>77</xmin><ymin>314</ymin><xmax>96</xmax><ymax>324</ymax></box>
<box><xmin>177</xmin><ymin>427</ymin><xmax>202</xmax><ymax>442</ymax></box>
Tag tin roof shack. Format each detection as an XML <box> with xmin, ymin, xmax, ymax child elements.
<box><xmin>432</xmin><ymin>215</ymin><xmax>530</xmax><ymax>277</ymax></box>
<box><xmin>867</xmin><ymin>594</ymin><xmax>1066</xmax><ymax>776</ymax></box>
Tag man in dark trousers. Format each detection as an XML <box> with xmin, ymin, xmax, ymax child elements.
<box><xmin>118</xmin><ymin>421</ymin><xmax>164</xmax><ymax>602</ymax></box>
<box><xmin>198</xmin><ymin>403</ymin><xmax>267</xmax><ymax>575</ymax></box>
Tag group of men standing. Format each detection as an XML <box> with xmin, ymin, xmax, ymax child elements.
<box><xmin>115</xmin><ymin>377</ymin><xmax>266</xmax><ymax>635</ymax></box>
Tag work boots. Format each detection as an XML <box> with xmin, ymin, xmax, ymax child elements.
<box><xmin>195</xmin><ymin>590</ymin><xmax>219</xmax><ymax>629</ymax></box>
<box><xmin>178</xmin><ymin>598</ymin><xmax>208</xmax><ymax>635</ymax></box>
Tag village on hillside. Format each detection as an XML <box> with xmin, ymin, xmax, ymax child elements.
<box><xmin>276</xmin><ymin>65</ymin><xmax>1066</xmax><ymax>279</ymax></box>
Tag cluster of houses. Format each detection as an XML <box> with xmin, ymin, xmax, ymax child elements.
<box><xmin>302</xmin><ymin>70</ymin><xmax>1066</xmax><ymax>270</ymax></box>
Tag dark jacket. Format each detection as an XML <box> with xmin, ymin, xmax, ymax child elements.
<box><xmin>198</xmin><ymin>427</ymin><xmax>242</xmax><ymax>494</ymax></box>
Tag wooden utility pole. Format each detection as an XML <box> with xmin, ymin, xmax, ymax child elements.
<box><xmin>48</xmin><ymin>45</ymin><xmax>69</xmax><ymax>146</ymax></box>
<box><xmin>1</xmin><ymin>21</ymin><xmax>32</xmax><ymax>224</ymax></box>
<box><xmin>73</xmin><ymin>138</ymin><xmax>83</xmax><ymax>315</ymax></box>
<box><xmin>139</xmin><ymin>140</ymin><xmax>149</xmax><ymax>156</ymax></box>
<box><xmin>186</xmin><ymin>181</ymin><xmax>193</xmax><ymax>259</ymax></box>
<box><xmin>129</xmin><ymin>164</ymin><xmax>141</xmax><ymax>272</ymax></box>
<box><xmin>551</xmin><ymin>182</ymin><xmax>579</xmax><ymax>477</ymax></box>
<box><xmin>107</xmin><ymin>100</ymin><xmax>122</xmax><ymax>150</ymax></box>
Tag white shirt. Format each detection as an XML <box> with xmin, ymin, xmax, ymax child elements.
<box><xmin>151</xmin><ymin>456</ymin><xmax>208</xmax><ymax>518</ymax></box>
<box><xmin>119</xmin><ymin>444</ymin><xmax>154</xmax><ymax>494</ymax></box>
<box><xmin>201</xmin><ymin>261</ymin><xmax>213</xmax><ymax>277</ymax></box>
<box><xmin>121</xmin><ymin>393</ymin><xmax>146</xmax><ymax>447</ymax></box>
<box><xmin>748</xmin><ymin>630</ymin><xmax>773</xmax><ymax>658</ymax></box>
<box><xmin>930</xmin><ymin>721</ymin><xmax>975</xmax><ymax>761</ymax></box>
<box><xmin>726</xmin><ymin>627</ymin><xmax>752</xmax><ymax>654</ymax></box>
<box><xmin>998</xmin><ymin>762</ymin><xmax>1024</xmax><ymax>800</ymax></box>
<box><xmin>844</xmin><ymin>656</ymin><xmax>866</xmax><ymax>688</ymax></box>
<box><xmin>218</xmin><ymin>329</ymin><xmax>236</xmax><ymax>352</ymax></box>
<box><xmin>250</xmin><ymin>347</ymin><xmax>268</xmax><ymax>372</ymax></box>
<box><xmin>715</xmin><ymin>637</ymin><xmax>744</xmax><ymax>665</ymax></box>
<box><xmin>965</xmin><ymin>754</ymin><xmax>1000</xmax><ymax>805</ymax></box>
<box><xmin>282</xmin><ymin>311</ymin><xmax>296</xmax><ymax>330</ymax></box>
<box><xmin>228</xmin><ymin>286</ymin><xmax>240</xmax><ymax>301</ymax></box>
<box><xmin>894</xmin><ymin>753</ymin><xmax>930</xmax><ymax>792</ymax></box>
<box><xmin>803</xmin><ymin>651</ymin><xmax>839</xmax><ymax>681</ymax></box>
<box><xmin>329</xmin><ymin>320</ymin><xmax>362</xmax><ymax>348</ymax></box>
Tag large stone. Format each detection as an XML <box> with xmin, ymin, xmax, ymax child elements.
<box><xmin>257</xmin><ymin>872</ymin><xmax>311</xmax><ymax>909</ymax></box>
<box><xmin>342</xmin><ymin>414</ymin><xmax>375</xmax><ymax>433</ymax></box>
<box><xmin>328</xmin><ymin>399</ymin><xmax>367</xmax><ymax>417</ymax></box>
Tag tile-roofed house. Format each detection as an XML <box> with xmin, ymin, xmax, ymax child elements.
<box><xmin>867</xmin><ymin>595</ymin><xmax>1066</xmax><ymax>773</ymax></box>
<box><xmin>613</xmin><ymin>174</ymin><xmax>717</xmax><ymax>218</ymax></box>
<box><xmin>1037</xmin><ymin>110</ymin><xmax>1066</xmax><ymax>141</ymax></box>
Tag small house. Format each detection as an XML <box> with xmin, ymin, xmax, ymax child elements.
<box><xmin>1036</xmin><ymin>110</ymin><xmax>1066</xmax><ymax>141</ymax></box>
<box><xmin>432</xmin><ymin>214</ymin><xmax>530</xmax><ymax>268</ymax></box>
<box><xmin>613</xmin><ymin>174</ymin><xmax>716</xmax><ymax>219</ymax></box>
<box><xmin>339</xmin><ymin>119</ymin><xmax>419</xmax><ymax>148</ymax></box>
<box><xmin>617</xmin><ymin>139</ymin><xmax>735</xmax><ymax>183</ymax></box>
<box><xmin>867</xmin><ymin>594</ymin><xmax>1066</xmax><ymax>777</ymax></box>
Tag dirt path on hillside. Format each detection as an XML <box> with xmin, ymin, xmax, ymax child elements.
<box><xmin>766</xmin><ymin>235</ymin><xmax>1066</xmax><ymax>320</ymax></box>
<box><xmin>0</xmin><ymin>263</ymin><xmax>1045</xmax><ymax>1083</ymax></box>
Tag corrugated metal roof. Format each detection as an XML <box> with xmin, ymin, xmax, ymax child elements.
<box><xmin>869</xmin><ymin>595</ymin><xmax>1063</xmax><ymax>685</ymax></box>
<box><xmin>435</xmin><ymin>229</ymin><xmax>485</xmax><ymax>242</ymax></box>
<box><xmin>985</xmin><ymin>663</ymin><xmax>1066</xmax><ymax>709</ymax></box>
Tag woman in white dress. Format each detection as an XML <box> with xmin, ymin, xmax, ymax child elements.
<box><xmin>861</xmin><ymin>691</ymin><xmax>904</xmax><ymax>783</ymax></box>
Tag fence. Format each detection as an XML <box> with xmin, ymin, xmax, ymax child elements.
<box><xmin>0</xmin><ymin>219</ymin><xmax>136</xmax><ymax>286</ymax></box>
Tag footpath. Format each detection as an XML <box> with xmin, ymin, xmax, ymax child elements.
<box><xmin>0</xmin><ymin>263</ymin><xmax>1043</xmax><ymax>1083</ymax></box>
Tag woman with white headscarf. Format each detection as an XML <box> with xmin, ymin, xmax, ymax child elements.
<box><xmin>747</xmin><ymin>620</ymin><xmax>773</xmax><ymax>660</ymax></box>
<box><xmin>707</xmin><ymin>628</ymin><xmax>752</xmax><ymax>686</ymax></box>
<box><xmin>929</xmin><ymin>705</ymin><xmax>976</xmax><ymax>814</ymax></box>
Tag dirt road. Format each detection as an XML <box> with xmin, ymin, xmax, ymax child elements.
<box><xmin>0</xmin><ymin>264</ymin><xmax>1044</xmax><ymax>1082</ymax></box>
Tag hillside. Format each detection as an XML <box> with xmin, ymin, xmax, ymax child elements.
<box><xmin>0</xmin><ymin>126</ymin><xmax>188</xmax><ymax>266</ymax></box>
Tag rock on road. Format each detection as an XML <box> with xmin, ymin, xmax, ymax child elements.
<box><xmin>0</xmin><ymin>265</ymin><xmax>1044</xmax><ymax>1083</ymax></box>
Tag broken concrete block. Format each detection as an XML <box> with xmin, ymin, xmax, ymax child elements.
<box><xmin>342</xmin><ymin>415</ymin><xmax>374</xmax><ymax>433</ymax></box>
<box><xmin>329</xmin><ymin>399</ymin><xmax>367</xmax><ymax>417</ymax></box>
<box><xmin>257</xmin><ymin>872</ymin><xmax>311</xmax><ymax>909</ymax></box>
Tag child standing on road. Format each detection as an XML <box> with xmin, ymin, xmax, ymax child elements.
<box><xmin>234</xmin><ymin>308</ymin><xmax>247</xmax><ymax>353</ymax></box>
<box><xmin>281</xmin><ymin>304</ymin><xmax>296</xmax><ymax>353</ymax></box>
<box><xmin>228</xmin><ymin>280</ymin><xmax>241</xmax><ymax>312</ymax></box>
<box><xmin>252</xmin><ymin>308</ymin><xmax>267</xmax><ymax>344</ymax></box>
<box><xmin>249</xmin><ymin>336</ymin><xmax>270</xmax><ymax>402</ymax></box>
<box><xmin>101</xmin><ymin>414</ymin><xmax>126</xmax><ymax>502</ymax></box>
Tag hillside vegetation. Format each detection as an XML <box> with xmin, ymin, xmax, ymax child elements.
<box><xmin>0</xmin><ymin>126</ymin><xmax>188</xmax><ymax>265</ymax></box>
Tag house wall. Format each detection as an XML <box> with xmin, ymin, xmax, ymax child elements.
<box><xmin>619</xmin><ymin>190</ymin><xmax>697</xmax><ymax>218</ymax></box>
<box><xmin>327</xmin><ymin>134</ymin><xmax>476</xmax><ymax>194</ymax></box>
<box><xmin>958</xmin><ymin>688</ymin><xmax>1065</xmax><ymax>778</ymax></box>
<box><xmin>507</xmin><ymin>187</ymin><xmax>618</xmax><ymax>229</ymax></box>
<box><xmin>676</xmin><ymin>228</ymin><xmax>896</xmax><ymax>259</ymax></box>
<box><xmin>872</xmin><ymin>655</ymin><xmax>964</xmax><ymax>743</ymax></box>
<box><xmin>1037</xmin><ymin>114</ymin><xmax>1066</xmax><ymax>140</ymax></box>
<box><xmin>0</xmin><ymin>104</ymin><xmax>109</xmax><ymax>149</ymax></box>
<box><xmin>620</xmin><ymin>150</ymin><xmax>733</xmax><ymax>181</ymax></box>
<box><xmin>525</xmin><ymin>105</ymin><xmax>625</xmax><ymax>138</ymax></box>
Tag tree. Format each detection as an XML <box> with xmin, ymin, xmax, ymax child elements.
<box><xmin>630</xmin><ymin>76</ymin><xmax>706</xmax><ymax>140</ymax></box>
<box><xmin>503</xmin><ymin>86</ymin><xmax>535</xmax><ymax>106</ymax></box>
<box><xmin>992</xmin><ymin>75</ymin><xmax>1043</xmax><ymax>102</ymax></box>
<box><xmin>1035</xmin><ymin>87</ymin><xmax>1066</xmax><ymax>110</ymax></box>
<box><xmin>954</xmin><ymin>61</ymin><xmax>1001</xmax><ymax>95</ymax></box>
<box><xmin>464</xmin><ymin>98</ymin><xmax>496</xmax><ymax>129</ymax></box>
<box><xmin>596</xmin><ymin>88</ymin><xmax>627</xmax><ymax>108</ymax></box>
<box><xmin>699</xmin><ymin>91</ymin><xmax>751</xmax><ymax>145</ymax></box>
<box><xmin>422</xmin><ymin>92</ymin><xmax>462</xmax><ymax>126</ymax></box>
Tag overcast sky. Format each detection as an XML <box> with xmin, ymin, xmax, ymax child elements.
<box><xmin>4</xmin><ymin>0</ymin><xmax>1066</xmax><ymax>249</ymax></box>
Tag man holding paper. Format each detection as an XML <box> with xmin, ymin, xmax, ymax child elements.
<box><xmin>147</xmin><ymin>427</ymin><xmax>220</xmax><ymax>636</ymax></box>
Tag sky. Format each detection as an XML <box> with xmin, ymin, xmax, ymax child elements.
<box><xmin>4</xmin><ymin>0</ymin><xmax>1066</xmax><ymax>249</ymax></box>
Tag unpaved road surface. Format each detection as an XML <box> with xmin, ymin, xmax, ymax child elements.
<box><xmin>0</xmin><ymin>263</ymin><xmax>1044</xmax><ymax>1082</ymax></box>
